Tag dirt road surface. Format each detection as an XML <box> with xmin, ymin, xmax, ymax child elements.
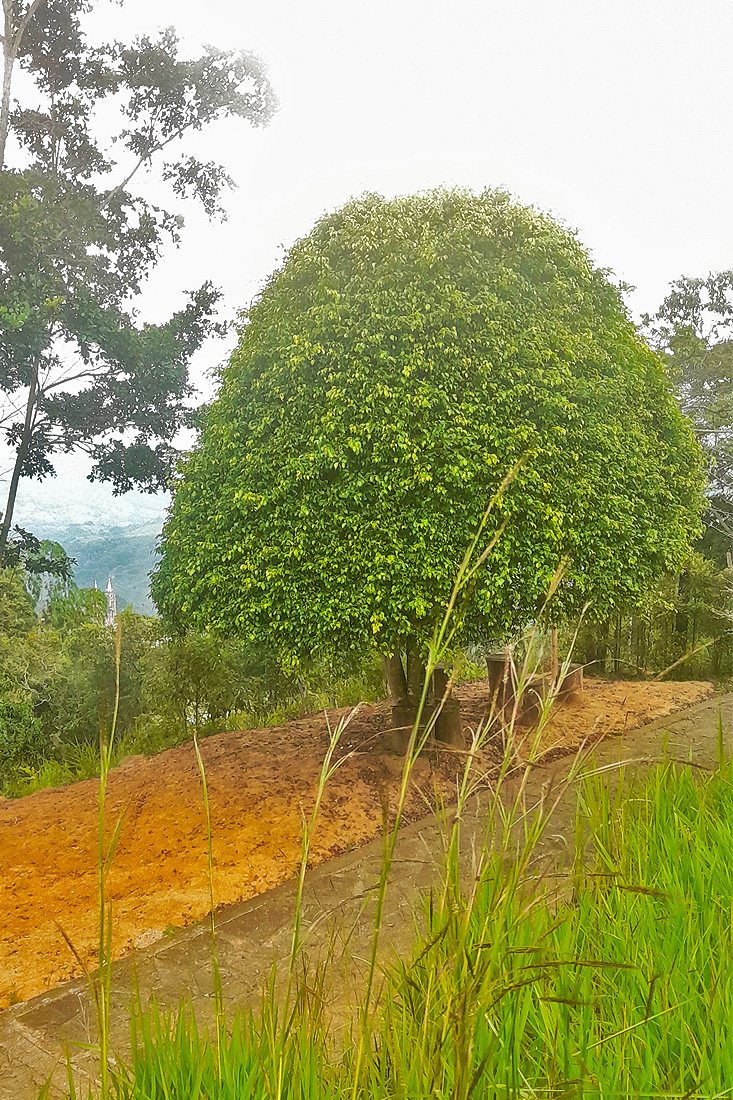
<box><xmin>0</xmin><ymin>677</ymin><xmax>712</xmax><ymax>1008</ymax></box>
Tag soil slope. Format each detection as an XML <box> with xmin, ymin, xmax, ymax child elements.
<box><xmin>0</xmin><ymin>678</ymin><xmax>712</xmax><ymax>1008</ymax></box>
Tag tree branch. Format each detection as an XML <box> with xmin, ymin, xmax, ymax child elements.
<box><xmin>41</xmin><ymin>364</ymin><xmax>110</xmax><ymax>393</ymax></box>
<box><xmin>104</xmin><ymin>123</ymin><xmax>188</xmax><ymax>207</ymax></box>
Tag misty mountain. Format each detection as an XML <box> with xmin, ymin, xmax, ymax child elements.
<box><xmin>38</xmin><ymin>522</ymin><xmax>163</xmax><ymax>615</ymax></box>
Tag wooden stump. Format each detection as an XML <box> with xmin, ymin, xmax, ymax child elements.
<box><xmin>434</xmin><ymin>698</ymin><xmax>464</xmax><ymax>747</ymax></box>
<box><xmin>556</xmin><ymin>662</ymin><xmax>584</xmax><ymax>698</ymax></box>
<box><xmin>387</xmin><ymin>701</ymin><xmax>434</xmax><ymax>754</ymax></box>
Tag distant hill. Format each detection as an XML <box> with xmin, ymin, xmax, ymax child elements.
<box><xmin>7</xmin><ymin>452</ymin><xmax>169</xmax><ymax>613</ymax></box>
<box><xmin>37</xmin><ymin>521</ymin><xmax>163</xmax><ymax>615</ymax></box>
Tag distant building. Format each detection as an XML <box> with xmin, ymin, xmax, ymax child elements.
<box><xmin>105</xmin><ymin>577</ymin><xmax>117</xmax><ymax>627</ymax></box>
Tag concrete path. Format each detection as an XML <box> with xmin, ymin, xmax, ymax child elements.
<box><xmin>1</xmin><ymin>692</ymin><xmax>731</xmax><ymax>1099</ymax></box>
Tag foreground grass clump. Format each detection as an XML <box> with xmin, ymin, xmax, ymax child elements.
<box><xmin>104</xmin><ymin>760</ymin><xmax>733</xmax><ymax>1098</ymax></box>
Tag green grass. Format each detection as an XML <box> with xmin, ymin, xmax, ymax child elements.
<box><xmin>385</xmin><ymin>761</ymin><xmax>733</xmax><ymax>1097</ymax></box>
<box><xmin>89</xmin><ymin>758</ymin><xmax>733</xmax><ymax>1099</ymax></box>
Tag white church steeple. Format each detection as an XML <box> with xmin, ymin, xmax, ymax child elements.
<box><xmin>105</xmin><ymin>577</ymin><xmax>117</xmax><ymax>627</ymax></box>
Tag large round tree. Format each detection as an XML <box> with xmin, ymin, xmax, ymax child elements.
<box><xmin>152</xmin><ymin>189</ymin><xmax>704</xmax><ymax>700</ymax></box>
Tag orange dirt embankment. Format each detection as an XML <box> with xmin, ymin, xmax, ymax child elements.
<box><xmin>0</xmin><ymin>678</ymin><xmax>713</xmax><ymax>1008</ymax></box>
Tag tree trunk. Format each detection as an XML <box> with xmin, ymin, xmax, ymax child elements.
<box><xmin>0</xmin><ymin>40</ymin><xmax>12</xmax><ymax>172</ymax></box>
<box><xmin>602</xmin><ymin>617</ymin><xmax>614</xmax><ymax>676</ymax></box>
<box><xmin>639</xmin><ymin>618</ymin><xmax>647</xmax><ymax>674</ymax></box>
<box><xmin>0</xmin><ymin>1</ymin><xmax>15</xmax><ymax>172</ymax></box>
<box><xmin>0</xmin><ymin>0</ymin><xmax>46</xmax><ymax>172</ymax></box>
<box><xmin>550</xmin><ymin>626</ymin><xmax>558</xmax><ymax>685</ymax></box>
<box><xmin>675</xmin><ymin>569</ymin><xmax>690</xmax><ymax>658</ymax></box>
<box><xmin>406</xmin><ymin>636</ymin><xmax>426</xmax><ymax>700</ymax></box>
<box><xmin>0</xmin><ymin>363</ymin><xmax>38</xmax><ymax>560</ymax></box>
<box><xmin>583</xmin><ymin>622</ymin><xmax>599</xmax><ymax>673</ymax></box>
<box><xmin>614</xmin><ymin>613</ymin><xmax>622</xmax><ymax>675</ymax></box>
<box><xmin>382</xmin><ymin>652</ymin><xmax>408</xmax><ymax>702</ymax></box>
<box><xmin>633</xmin><ymin>614</ymin><xmax>646</xmax><ymax>676</ymax></box>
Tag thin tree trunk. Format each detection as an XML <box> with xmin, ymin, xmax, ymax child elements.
<box><xmin>584</xmin><ymin>622</ymin><xmax>598</xmax><ymax>673</ymax></box>
<box><xmin>602</xmin><ymin>617</ymin><xmax>613</xmax><ymax>676</ymax></box>
<box><xmin>0</xmin><ymin>0</ymin><xmax>45</xmax><ymax>171</ymax></box>
<box><xmin>550</xmin><ymin>626</ymin><xmax>558</xmax><ymax>685</ymax></box>
<box><xmin>382</xmin><ymin>652</ymin><xmax>408</xmax><ymax>702</ymax></box>
<box><xmin>614</xmin><ymin>613</ymin><xmax>622</xmax><ymax>675</ymax></box>
<box><xmin>675</xmin><ymin>569</ymin><xmax>690</xmax><ymax>656</ymax></box>
<box><xmin>640</xmin><ymin>619</ymin><xmax>647</xmax><ymax>674</ymax></box>
<box><xmin>633</xmin><ymin>615</ymin><xmax>642</xmax><ymax>676</ymax></box>
<box><xmin>0</xmin><ymin>363</ymin><xmax>37</xmax><ymax>559</ymax></box>
<box><xmin>0</xmin><ymin>4</ymin><xmax>46</xmax><ymax>561</ymax></box>
<box><xmin>0</xmin><ymin>38</ymin><xmax>12</xmax><ymax>171</ymax></box>
<box><xmin>0</xmin><ymin>0</ymin><xmax>15</xmax><ymax>171</ymax></box>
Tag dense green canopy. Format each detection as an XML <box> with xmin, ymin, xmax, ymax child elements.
<box><xmin>152</xmin><ymin>189</ymin><xmax>704</xmax><ymax>664</ymax></box>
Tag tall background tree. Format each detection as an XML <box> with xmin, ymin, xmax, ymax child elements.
<box><xmin>644</xmin><ymin>271</ymin><xmax>733</xmax><ymax>546</ymax></box>
<box><xmin>152</xmin><ymin>189</ymin><xmax>704</xmax><ymax>700</ymax></box>
<box><xmin>564</xmin><ymin>272</ymin><xmax>733</xmax><ymax>681</ymax></box>
<box><xmin>0</xmin><ymin>0</ymin><xmax>276</xmax><ymax>559</ymax></box>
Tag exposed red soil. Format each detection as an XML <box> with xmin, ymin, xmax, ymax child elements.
<box><xmin>0</xmin><ymin>677</ymin><xmax>713</xmax><ymax>1008</ymax></box>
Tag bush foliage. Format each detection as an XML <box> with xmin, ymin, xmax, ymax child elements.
<box><xmin>0</xmin><ymin>689</ymin><xmax>44</xmax><ymax>769</ymax></box>
<box><xmin>0</xmin><ymin>571</ymin><xmax>385</xmax><ymax>796</ymax></box>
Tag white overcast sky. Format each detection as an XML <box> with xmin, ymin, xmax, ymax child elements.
<box><xmin>14</xmin><ymin>0</ymin><xmax>733</xmax><ymax>529</ymax></box>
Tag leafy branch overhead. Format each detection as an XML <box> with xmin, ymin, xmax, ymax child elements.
<box><xmin>0</xmin><ymin>0</ymin><xmax>276</xmax><ymax>555</ymax></box>
<box><xmin>3</xmin><ymin>524</ymin><xmax>74</xmax><ymax>579</ymax></box>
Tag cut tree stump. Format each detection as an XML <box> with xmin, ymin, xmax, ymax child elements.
<box><xmin>387</xmin><ymin>665</ymin><xmax>465</xmax><ymax>754</ymax></box>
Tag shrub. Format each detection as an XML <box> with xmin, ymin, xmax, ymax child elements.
<box><xmin>0</xmin><ymin>690</ymin><xmax>45</xmax><ymax>769</ymax></box>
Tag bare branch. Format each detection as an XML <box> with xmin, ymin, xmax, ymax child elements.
<box><xmin>104</xmin><ymin>124</ymin><xmax>188</xmax><ymax>206</ymax></box>
<box><xmin>41</xmin><ymin>364</ymin><xmax>109</xmax><ymax>393</ymax></box>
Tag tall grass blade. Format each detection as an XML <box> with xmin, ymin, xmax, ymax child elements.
<box><xmin>191</xmin><ymin>726</ymin><xmax>225</xmax><ymax>1079</ymax></box>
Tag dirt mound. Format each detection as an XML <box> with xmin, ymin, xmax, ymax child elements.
<box><xmin>0</xmin><ymin>678</ymin><xmax>713</xmax><ymax>1008</ymax></box>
